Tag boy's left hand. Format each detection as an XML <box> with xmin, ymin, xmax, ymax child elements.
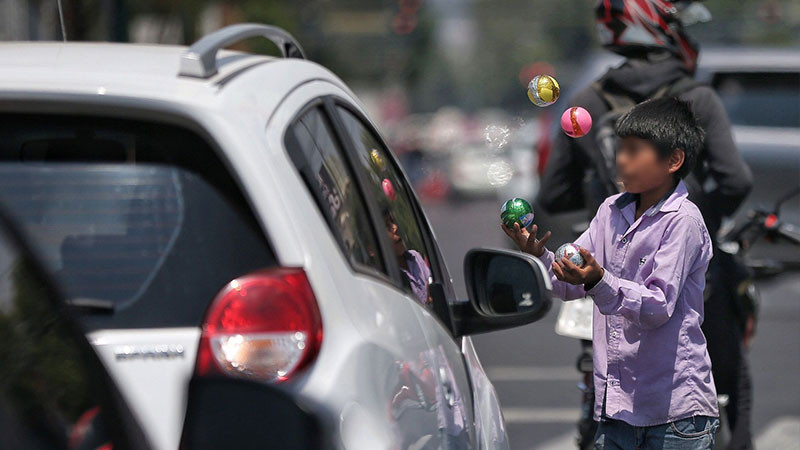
<box><xmin>552</xmin><ymin>247</ymin><xmax>604</xmax><ymax>289</ymax></box>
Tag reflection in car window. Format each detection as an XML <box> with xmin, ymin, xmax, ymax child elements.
<box><xmin>712</xmin><ymin>72</ymin><xmax>800</xmax><ymax>128</ymax></box>
<box><xmin>336</xmin><ymin>106</ymin><xmax>433</xmax><ymax>307</ymax></box>
<box><xmin>286</xmin><ymin>106</ymin><xmax>385</xmax><ymax>273</ymax></box>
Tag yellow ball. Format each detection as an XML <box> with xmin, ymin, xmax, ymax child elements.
<box><xmin>527</xmin><ymin>74</ymin><xmax>560</xmax><ymax>107</ymax></box>
<box><xmin>370</xmin><ymin>149</ymin><xmax>385</xmax><ymax>171</ymax></box>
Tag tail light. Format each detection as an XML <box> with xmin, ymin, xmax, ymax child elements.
<box><xmin>764</xmin><ymin>213</ymin><xmax>778</xmax><ymax>229</ymax></box>
<box><xmin>195</xmin><ymin>268</ymin><xmax>323</xmax><ymax>383</ymax></box>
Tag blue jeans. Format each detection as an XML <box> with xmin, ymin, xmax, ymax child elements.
<box><xmin>595</xmin><ymin>416</ymin><xmax>719</xmax><ymax>449</ymax></box>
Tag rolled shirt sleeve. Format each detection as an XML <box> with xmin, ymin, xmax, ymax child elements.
<box><xmin>586</xmin><ymin>215</ymin><xmax>712</xmax><ymax>329</ymax></box>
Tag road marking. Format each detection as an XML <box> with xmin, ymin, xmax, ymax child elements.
<box><xmin>755</xmin><ymin>416</ymin><xmax>800</xmax><ymax>450</ymax></box>
<box><xmin>532</xmin><ymin>431</ymin><xmax>576</xmax><ymax>450</ymax></box>
<box><xmin>487</xmin><ymin>365</ymin><xmax>577</xmax><ymax>382</ymax></box>
<box><xmin>503</xmin><ymin>407</ymin><xmax>580</xmax><ymax>424</ymax></box>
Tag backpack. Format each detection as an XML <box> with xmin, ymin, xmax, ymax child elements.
<box><xmin>587</xmin><ymin>77</ymin><xmax>701</xmax><ymax>206</ymax></box>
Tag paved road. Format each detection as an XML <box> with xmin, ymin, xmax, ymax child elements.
<box><xmin>422</xmin><ymin>197</ymin><xmax>800</xmax><ymax>449</ymax></box>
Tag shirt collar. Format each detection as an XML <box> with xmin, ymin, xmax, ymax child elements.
<box><xmin>613</xmin><ymin>180</ymin><xmax>687</xmax><ymax>217</ymax></box>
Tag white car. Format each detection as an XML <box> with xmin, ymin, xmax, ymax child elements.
<box><xmin>0</xmin><ymin>24</ymin><xmax>552</xmax><ymax>450</ymax></box>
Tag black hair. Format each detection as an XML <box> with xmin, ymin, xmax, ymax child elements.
<box><xmin>615</xmin><ymin>97</ymin><xmax>704</xmax><ymax>179</ymax></box>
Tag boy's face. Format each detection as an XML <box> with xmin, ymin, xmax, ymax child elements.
<box><xmin>384</xmin><ymin>217</ymin><xmax>406</xmax><ymax>256</ymax></box>
<box><xmin>616</xmin><ymin>137</ymin><xmax>683</xmax><ymax>193</ymax></box>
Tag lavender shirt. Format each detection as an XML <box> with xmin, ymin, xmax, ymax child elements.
<box><xmin>541</xmin><ymin>181</ymin><xmax>718</xmax><ymax>426</ymax></box>
<box><xmin>401</xmin><ymin>250</ymin><xmax>431</xmax><ymax>306</ymax></box>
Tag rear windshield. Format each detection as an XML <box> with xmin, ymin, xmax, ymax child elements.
<box><xmin>712</xmin><ymin>72</ymin><xmax>800</xmax><ymax>128</ymax></box>
<box><xmin>0</xmin><ymin>114</ymin><xmax>275</xmax><ymax>330</ymax></box>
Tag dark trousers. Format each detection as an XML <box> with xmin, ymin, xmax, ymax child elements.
<box><xmin>702</xmin><ymin>252</ymin><xmax>754</xmax><ymax>450</ymax></box>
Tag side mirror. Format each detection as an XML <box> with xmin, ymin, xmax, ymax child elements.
<box><xmin>181</xmin><ymin>376</ymin><xmax>332</xmax><ymax>450</ymax></box>
<box><xmin>452</xmin><ymin>248</ymin><xmax>552</xmax><ymax>336</ymax></box>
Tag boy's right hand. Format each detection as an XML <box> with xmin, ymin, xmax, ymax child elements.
<box><xmin>501</xmin><ymin>223</ymin><xmax>551</xmax><ymax>258</ymax></box>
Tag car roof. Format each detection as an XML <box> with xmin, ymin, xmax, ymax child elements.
<box><xmin>569</xmin><ymin>47</ymin><xmax>799</xmax><ymax>84</ymax></box>
<box><xmin>697</xmin><ymin>47</ymin><xmax>800</xmax><ymax>73</ymax></box>
<box><xmin>0</xmin><ymin>42</ymin><xmax>343</xmax><ymax>112</ymax></box>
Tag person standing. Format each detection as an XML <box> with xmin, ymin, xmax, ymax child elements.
<box><xmin>509</xmin><ymin>97</ymin><xmax>720</xmax><ymax>449</ymax></box>
<box><xmin>536</xmin><ymin>1</ymin><xmax>754</xmax><ymax>448</ymax></box>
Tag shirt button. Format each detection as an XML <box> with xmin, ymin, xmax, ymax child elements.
<box><xmin>621</xmin><ymin>237</ymin><xmax>628</xmax><ymax>244</ymax></box>
<box><xmin>612</xmin><ymin>331</ymin><xmax>618</xmax><ymax>337</ymax></box>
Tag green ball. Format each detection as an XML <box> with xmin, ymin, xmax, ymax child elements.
<box><xmin>501</xmin><ymin>198</ymin><xmax>534</xmax><ymax>229</ymax></box>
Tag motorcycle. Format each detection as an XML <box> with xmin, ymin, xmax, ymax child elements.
<box><xmin>554</xmin><ymin>187</ymin><xmax>800</xmax><ymax>449</ymax></box>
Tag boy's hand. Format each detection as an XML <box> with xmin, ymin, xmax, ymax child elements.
<box><xmin>501</xmin><ymin>223</ymin><xmax>551</xmax><ymax>258</ymax></box>
<box><xmin>552</xmin><ymin>247</ymin><xmax>604</xmax><ymax>288</ymax></box>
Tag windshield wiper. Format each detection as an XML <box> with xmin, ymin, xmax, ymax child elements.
<box><xmin>65</xmin><ymin>297</ymin><xmax>116</xmax><ymax>313</ymax></box>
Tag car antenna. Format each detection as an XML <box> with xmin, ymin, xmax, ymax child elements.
<box><xmin>56</xmin><ymin>0</ymin><xmax>67</xmax><ymax>41</ymax></box>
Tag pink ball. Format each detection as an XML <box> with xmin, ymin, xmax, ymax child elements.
<box><xmin>560</xmin><ymin>106</ymin><xmax>592</xmax><ymax>138</ymax></box>
<box><xmin>382</xmin><ymin>178</ymin><xmax>397</xmax><ymax>201</ymax></box>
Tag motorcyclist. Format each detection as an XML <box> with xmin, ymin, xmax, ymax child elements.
<box><xmin>536</xmin><ymin>0</ymin><xmax>754</xmax><ymax>448</ymax></box>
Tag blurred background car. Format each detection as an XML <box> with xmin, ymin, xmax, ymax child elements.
<box><xmin>449</xmin><ymin>144</ymin><xmax>513</xmax><ymax>198</ymax></box>
<box><xmin>696</xmin><ymin>47</ymin><xmax>800</xmax><ymax>266</ymax></box>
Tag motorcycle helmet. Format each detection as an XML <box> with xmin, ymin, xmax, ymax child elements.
<box><xmin>595</xmin><ymin>0</ymin><xmax>711</xmax><ymax>72</ymax></box>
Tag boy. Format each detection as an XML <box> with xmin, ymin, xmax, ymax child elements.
<box><xmin>504</xmin><ymin>97</ymin><xmax>718</xmax><ymax>449</ymax></box>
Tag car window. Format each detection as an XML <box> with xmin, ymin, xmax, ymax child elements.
<box><xmin>0</xmin><ymin>114</ymin><xmax>276</xmax><ymax>331</ymax></box>
<box><xmin>712</xmin><ymin>72</ymin><xmax>800</xmax><ymax>128</ymax></box>
<box><xmin>285</xmin><ymin>106</ymin><xmax>385</xmax><ymax>273</ymax></box>
<box><xmin>335</xmin><ymin>106</ymin><xmax>434</xmax><ymax>307</ymax></box>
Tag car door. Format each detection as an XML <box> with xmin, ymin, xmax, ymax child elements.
<box><xmin>271</xmin><ymin>82</ymin><xmax>445</xmax><ymax>449</ymax></box>
<box><xmin>331</xmin><ymin>101</ymin><xmax>479</xmax><ymax>449</ymax></box>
